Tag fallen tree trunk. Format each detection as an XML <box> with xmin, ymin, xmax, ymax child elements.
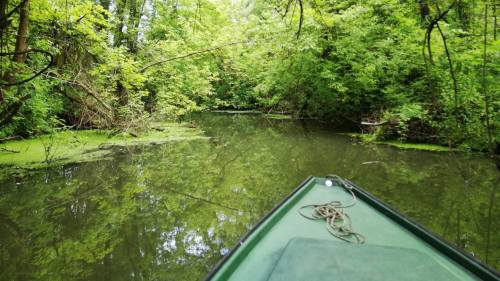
<box><xmin>361</xmin><ymin>122</ymin><xmax>388</xmax><ymax>126</ymax></box>
<box><xmin>0</xmin><ymin>148</ymin><xmax>20</xmax><ymax>153</ymax></box>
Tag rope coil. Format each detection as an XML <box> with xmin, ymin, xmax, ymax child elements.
<box><xmin>298</xmin><ymin>174</ymin><xmax>365</xmax><ymax>243</ymax></box>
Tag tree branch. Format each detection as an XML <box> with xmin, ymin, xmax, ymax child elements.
<box><xmin>296</xmin><ymin>0</ymin><xmax>303</xmax><ymax>40</ymax></box>
<box><xmin>425</xmin><ymin>2</ymin><xmax>456</xmax><ymax>65</ymax></box>
<box><xmin>50</xmin><ymin>72</ymin><xmax>112</xmax><ymax>111</ymax></box>
<box><xmin>59</xmin><ymin>87</ymin><xmax>113</xmax><ymax>124</ymax></box>
<box><xmin>52</xmin><ymin>21</ymin><xmax>101</xmax><ymax>64</ymax></box>
<box><xmin>437</xmin><ymin>23</ymin><xmax>459</xmax><ymax>128</ymax></box>
<box><xmin>422</xmin><ymin>13</ymin><xmax>468</xmax><ymax>184</ymax></box>
<box><xmin>136</xmin><ymin>37</ymin><xmax>274</xmax><ymax>73</ymax></box>
<box><xmin>0</xmin><ymin>0</ymin><xmax>29</xmax><ymax>24</ymax></box>
<box><xmin>0</xmin><ymin>49</ymin><xmax>53</xmax><ymax>86</ymax></box>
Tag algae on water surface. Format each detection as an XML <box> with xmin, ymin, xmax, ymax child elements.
<box><xmin>340</xmin><ymin>133</ymin><xmax>455</xmax><ymax>152</ymax></box>
<box><xmin>264</xmin><ymin>114</ymin><xmax>294</xmax><ymax>119</ymax></box>
<box><xmin>375</xmin><ymin>141</ymin><xmax>456</xmax><ymax>152</ymax></box>
<box><xmin>0</xmin><ymin>125</ymin><xmax>207</xmax><ymax>173</ymax></box>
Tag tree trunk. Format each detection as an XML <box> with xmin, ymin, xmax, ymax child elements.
<box><xmin>457</xmin><ymin>0</ymin><xmax>469</xmax><ymax>30</ymax></box>
<box><xmin>0</xmin><ymin>0</ymin><xmax>30</xmax><ymax>109</ymax></box>
<box><xmin>113</xmin><ymin>0</ymin><xmax>130</xmax><ymax>107</ymax></box>
<box><xmin>494</xmin><ymin>5</ymin><xmax>497</xmax><ymax>41</ymax></box>
<box><xmin>0</xmin><ymin>0</ymin><xmax>8</xmax><ymax>30</ymax></box>
<box><xmin>127</xmin><ymin>0</ymin><xmax>138</xmax><ymax>53</ymax></box>
<box><xmin>0</xmin><ymin>93</ymin><xmax>32</xmax><ymax>126</ymax></box>
<box><xmin>116</xmin><ymin>79</ymin><xmax>130</xmax><ymax>106</ymax></box>
<box><xmin>419</xmin><ymin>0</ymin><xmax>430</xmax><ymax>23</ymax></box>
<box><xmin>1</xmin><ymin>1</ymin><xmax>29</xmax><ymax>92</ymax></box>
<box><xmin>113</xmin><ymin>0</ymin><xmax>127</xmax><ymax>47</ymax></box>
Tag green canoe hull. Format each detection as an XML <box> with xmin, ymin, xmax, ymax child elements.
<box><xmin>203</xmin><ymin>176</ymin><xmax>500</xmax><ymax>281</ymax></box>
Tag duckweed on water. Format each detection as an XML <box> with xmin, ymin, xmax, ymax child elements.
<box><xmin>263</xmin><ymin>114</ymin><xmax>294</xmax><ymax>119</ymax></box>
<box><xmin>375</xmin><ymin>141</ymin><xmax>455</xmax><ymax>152</ymax></box>
<box><xmin>340</xmin><ymin>133</ymin><xmax>455</xmax><ymax>152</ymax></box>
<box><xmin>0</xmin><ymin>124</ymin><xmax>207</xmax><ymax>177</ymax></box>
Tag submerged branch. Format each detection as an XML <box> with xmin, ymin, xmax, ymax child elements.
<box><xmin>217</xmin><ymin>144</ymin><xmax>256</xmax><ymax>181</ymax></box>
<box><xmin>148</xmin><ymin>182</ymin><xmax>260</xmax><ymax>214</ymax></box>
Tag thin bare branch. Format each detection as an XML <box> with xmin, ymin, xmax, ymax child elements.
<box><xmin>426</xmin><ymin>2</ymin><xmax>456</xmax><ymax>64</ymax></box>
<box><xmin>136</xmin><ymin>37</ymin><xmax>274</xmax><ymax>73</ymax></box>
<box><xmin>49</xmin><ymin>72</ymin><xmax>112</xmax><ymax>111</ymax></box>
<box><xmin>0</xmin><ymin>49</ymin><xmax>53</xmax><ymax>86</ymax></box>
<box><xmin>437</xmin><ymin>23</ymin><xmax>459</xmax><ymax>128</ymax></box>
<box><xmin>422</xmin><ymin>15</ymin><xmax>468</xmax><ymax>184</ymax></box>
<box><xmin>296</xmin><ymin>0</ymin><xmax>303</xmax><ymax>40</ymax></box>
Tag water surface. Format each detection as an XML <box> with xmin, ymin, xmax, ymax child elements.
<box><xmin>1</xmin><ymin>113</ymin><xmax>498</xmax><ymax>280</ymax></box>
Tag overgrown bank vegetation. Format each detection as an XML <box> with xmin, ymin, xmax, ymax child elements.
<box><xmin>1</xmin><ymin>0</ymin><xmax>500</xmax><ymax>151</ymax></box>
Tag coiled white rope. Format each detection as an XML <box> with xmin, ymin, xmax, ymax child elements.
<box><xmin>298</xmin><ymin>174</ymin><xmax>365</xmax><ymax>243</ymax></box>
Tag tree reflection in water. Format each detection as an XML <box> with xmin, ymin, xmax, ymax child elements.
<box><xmin>0</xmin><ymin>113</ymin><xmax>498</xmax><ymax>280</ymax></box>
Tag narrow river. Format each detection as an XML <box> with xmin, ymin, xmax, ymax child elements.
<box><xmin>1</xmin><ymin>113</ymin><xmax>498</xmax><ymax>280</ymax></box>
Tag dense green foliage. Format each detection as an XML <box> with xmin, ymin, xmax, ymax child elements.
<box><xmin>2</xmin><ymin>1</ymin><xmax>500</xmax><ymax>278</ymax></box>
<box><xmin>1</xmin><ymin>0</ymin><xmax>500</xmax><ymax>151</ymax></box>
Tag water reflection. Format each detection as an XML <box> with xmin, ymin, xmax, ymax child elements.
<box><xmin>0</xmin><ymin>113</ymin><xmax>498</xmax><ymax>280</ymax></box>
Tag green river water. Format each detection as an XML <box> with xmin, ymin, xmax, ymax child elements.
<box><xmin>0</xmin><ymin>113</ymin><xmax>499</xmax><ymax>280</ymax></box>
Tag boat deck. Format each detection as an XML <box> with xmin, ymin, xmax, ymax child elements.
<box><xmin>209</xmin><ymin>178</ymin><xmax>489</xmax><ymax>281</ymax></box>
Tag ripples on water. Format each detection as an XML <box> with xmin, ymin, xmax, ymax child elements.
<box><xmin>0</xmin><ymin>113</ymin><xmax>498</xmax><ymax>280</ymax></box>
